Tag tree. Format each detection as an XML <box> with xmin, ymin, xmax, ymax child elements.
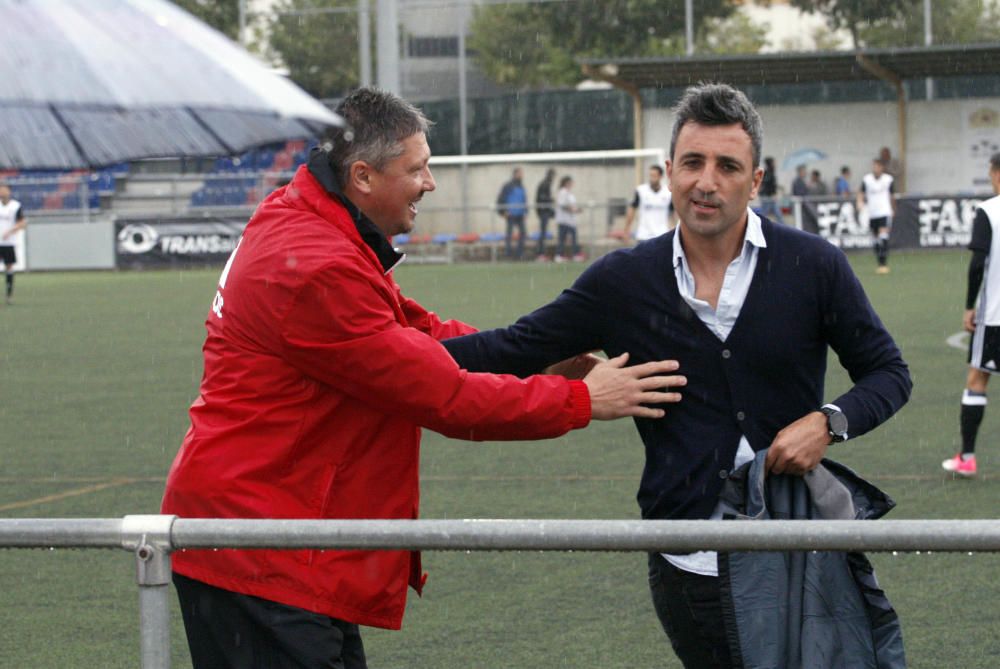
<box><xmin>468</xmin><ymin>0</ymin><xmax>738</xmax><ymax>89</ymax></box>
<box><xmin>859</xmin><ymin>0</ymin><xmax>1000</xmax><ymax>47</ymax></box>
<box><xmin>788</xmin><ymin>0</ymin><xmax>912</xmax><ymax>47</ymax></box>
<box><xmin>172</xmin><ymin>0</ymin><xmax>241</xmax><ymax>41</ymax></box>
<box><xmin>264</xmin><ymin>0</ymin><xmax>364</xmax><ymax>100</ymax></box>
<box><xmin>697</xmin><ymin>12</ymin><xmax>770</xmax><ymax>56</ymax></box>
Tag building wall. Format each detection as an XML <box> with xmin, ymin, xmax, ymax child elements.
<box><xmin>643</xmin><ymin>97</ymin><xmax>1000</xmax><ymax>195</ymax></box>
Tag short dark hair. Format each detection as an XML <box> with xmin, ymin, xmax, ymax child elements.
<box><xmin>649</xmin><ymin>165</ymin><xmax>664</xmax><ymax>176</ymax></box>
<box><xmin>559</xmin><ymin>175</ymin><xmax>573</xmax><ymax>188</ymax></box>
<box><xmin>670</xmin><ymin>82</ymin><xmax>763</xmax><ymax>168</ymax></box>
<box><xmin>840</xmin><ymin>165</ymin><xmax>850</xmax><ymax>175</ymax></box>
<box><xmin>991</xmin><ymin>152</ymin><xmax>1000</xmax><ymax>172</ymax></box>
<box><xmin>326</xmin><ymin>87</ymin><xmax>431</xmax><ymax>187</ymax></box>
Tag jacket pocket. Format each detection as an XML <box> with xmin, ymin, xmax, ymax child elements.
<box><xmin>302</xmin><ymin>463</ymin><xmax>339</xmax><ymax>566</ymax></box>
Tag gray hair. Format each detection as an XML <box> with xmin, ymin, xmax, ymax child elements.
<box><xmin>327</xmin><ymin>87</ymin><xmax>431</xmax><ymax>187</ymax></box>
<box><xmin>669</xmin><ymin>83</ymin><xmax>763</xmax><ymax>168</ymax></box>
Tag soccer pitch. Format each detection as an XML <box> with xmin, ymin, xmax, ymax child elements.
<box><xmin>2</xmin><ymin>250</ymin><xmax>999</xmax><ymax>667</ymax></box>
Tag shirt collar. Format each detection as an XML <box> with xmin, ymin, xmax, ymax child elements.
<box><xmin>673</xmin><ymin>207</ymin><xmax>767</xmax><ymax>269</ymax></box>
<box><xmin>306</xmin><ymin>147</ymin><xmax>405</xmax><ymax>274</ymax></box>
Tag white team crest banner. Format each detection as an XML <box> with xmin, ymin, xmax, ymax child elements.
<box><xmin>963</xmin><ymin>102</ymin><xmax>1000</xmax><ymax>191</ymax></box>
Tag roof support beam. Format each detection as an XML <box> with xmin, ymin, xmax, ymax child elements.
<box><xmin>855</xmin><ymin>53</ymin><xmax>908</xmax><ymax>190</ymax></box>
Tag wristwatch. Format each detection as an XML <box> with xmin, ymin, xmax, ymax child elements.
<box><xmin>821</xmin><ymin>405</ymin><xmax>848</xmax><ymax>443</ymax></box>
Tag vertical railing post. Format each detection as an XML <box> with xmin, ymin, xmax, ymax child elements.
<box><xmin>122</xmin><ymin>515</ymin><xmax>177</xmax><ymax>669</ymax></box>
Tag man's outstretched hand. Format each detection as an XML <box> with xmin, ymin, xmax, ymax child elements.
<box><xmin>583</xmin><ymin>353</ymin><xmax>685</xmax><ymax>420</ymax></box>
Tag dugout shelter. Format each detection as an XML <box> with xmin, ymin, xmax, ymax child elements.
<box><xmin>581</xmin><ymin>43</ymin><xmax>1000</xmax><ymax>193</ymax></box>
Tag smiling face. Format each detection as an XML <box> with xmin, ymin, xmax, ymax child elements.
<box><xmin>356</xmin><ymin>132</ymin><xmax>436</xmax><ymax>237</ymax></box>
<box><xmin>667</xmin><ymin>121</ymin><xmax>762</xmax><ymax>241</ymax></box>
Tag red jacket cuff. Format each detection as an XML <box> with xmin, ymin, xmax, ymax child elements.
<box><xmin>567</xmin><ymin>380</ymin><xmax>592</xmax><ymax>429</ymax></box>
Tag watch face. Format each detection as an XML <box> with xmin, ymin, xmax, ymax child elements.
<box><xmin>828</xmin><ymin>410</ymin><xmax>848</xmax><ymax>436</ymax></box>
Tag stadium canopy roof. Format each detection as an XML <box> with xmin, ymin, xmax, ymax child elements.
<box><xmin>580</xmin><ymin>43</ymin><xmax>1000</xmax><ymax>190</ymax></box>
<box><xmin>0</xmin><ymin>0</ymin><xmax>342</xmax><ymax>170</ymax></box>
<box><xmin>578</xmin><ymin>43</ymin><xmax>1000</xmax><ymax>89</ymax></box>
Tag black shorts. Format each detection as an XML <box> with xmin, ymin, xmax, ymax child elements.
<box><xmin>869</xmin><ymin>216</ymin><xmax>891</xmax><ymax>234</ymax></box>
<box><xmin>0</xmin><ymin>246</ymin><xmax>15</xmax><ymax>266</ymax></box>
<box><xmin>173</xmin><ymin>573</ymin><xmax>368</xmax><ymax>669</ymax></box>
<box><xmin>969</xmin><ymin>324</ymin><xmax>1000</xmax><ymax>373</ymax></box>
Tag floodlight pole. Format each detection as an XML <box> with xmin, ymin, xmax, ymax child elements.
<box><xmin>458</xmin><ymin>12</ymin><xmax>470</xmax><ymax>233</ymax></box>
<box><xmin>685</xmin><ymin>0</ymin><xmax>694</xmax><ymax>56</ymax></box>
<box><xmin>359</xmin><ymin>0</ymin><xmax>372</xmax><ymax>87</ymax></box>
<box><xmin>923</xmin><ymin>0</ymin><xmax>933</xmax><ymax>100</ymax></box>
<box><xmin>238</xmin><ymin>0</ymin><xmax>248</xmax><ymax>47</ymax></box>
<box><xmin>376</xmin><ymin>0</ymin><xmax>401</xmax><ymax>94</ymax></box>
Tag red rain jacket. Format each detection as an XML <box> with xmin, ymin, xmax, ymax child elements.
<box><xmin>162</xmin><ymin>162</ymin><xmax>590</xmax><ymax>629</ymax></box>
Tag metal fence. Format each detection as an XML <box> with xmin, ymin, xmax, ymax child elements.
<box><xmin>2</xmin><ymin>516</ymin><xmax>1000</xmax><ymax>668</ymax></box>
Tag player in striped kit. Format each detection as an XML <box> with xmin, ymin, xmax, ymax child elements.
<box><xmin>0</xmin><ymin>183</ymin><xmax>27</xmax><ymax>305</ymax></box>
<box><xmin>944</xmin><ymin>153</ymin><xmax>1000</xmax><ymax>477</ymax></box>
<box><xmin>623</xmin><ymin>165</ymin><xmax>674</xmax><ymax>241</ymax></box>
<box><xmin>857</xmin><ymin>158</ymin><xmax>896</xmax><ymax>274</ymax></box>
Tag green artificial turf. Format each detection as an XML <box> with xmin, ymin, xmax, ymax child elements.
<box><xmin>1</xmin><ymin>250</ymin><xmax>998</xmax><ymax>667</ymax></box>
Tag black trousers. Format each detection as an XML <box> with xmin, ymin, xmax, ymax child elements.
<box><xmin>505</xmin><ymin>214</ymin><xmax>526</xmax><ymax>259</ymax></box>
<box><xmin>648</xmin><ymin>553</ymin><xmax>737</xmax><ymax>669</ymax></box>
<box><xmin>174</xmin><ymin>573</ymin><xmax>367</xmax><ymax>669</ymax></box>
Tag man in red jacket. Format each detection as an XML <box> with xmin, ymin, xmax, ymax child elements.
<box><xmin>161</xmin><ymin>88</ymin><xmax>684</xmax><ymax>668</ymax></box>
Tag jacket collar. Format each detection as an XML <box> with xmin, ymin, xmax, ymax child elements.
<box><xmin>306</xmin><ymin>147</ymin><xmax>405</xmax><ymax>274</ymax></box>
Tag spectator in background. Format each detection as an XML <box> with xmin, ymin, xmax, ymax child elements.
<box><xmin>623</xmin><ymin>164</ymin><xmax>674</xmax><ymax>241</ymax></box>
<box><xmin>497</xmin><ymin>167</ymin><xmax>527</xmax><ymax>260</ymax></box>
<box><xmin>835</xmin><ymin>166</ymin><xmax>852</xmax><ymax>197</ymax></box>
<box><xmin>791</xmin><ymin>164</ymin><xmax>809</xmax><ymax>196</ymax></box>
<box><xmin>942</xmin><ymin>152</ymin><xmax>1000</xmax><ymax>478</ymax></box>
<box><xmin>0</xmin><ymin>183</ymin><xmax>27</xmax><ymax>305</ymax></box>
<box><xmin>555</xmin><ymin>175</ymin><xmax>584</xmax><ymax>262</ymax></box>
<box><xmin>757</xmin><ymin>156</ymin><xmax>784</xmax><ymax>224</ymax></box>
<box><xmin>535</xmin><ymin>168</ymin><xmax>556</xmax><ymax>261</ymax></box>
<box><xmin>879</xmin><ymin>146</ymin><xmax>903</xmax><ymax>182</ymax></box>
<box><xmin>161</xmin><ymin>87</ymin><xmax>683</xmax><ymax>669</ymax></box>
<box><xmin>808</xmin><ymin>169</ymin><xmax>828</xmax><ymax>196</ymax></box>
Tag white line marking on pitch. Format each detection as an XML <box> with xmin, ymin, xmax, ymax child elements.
<box><xmin>947</xmin><ymin>331</ymin><xmax>969</xmax><ymax>351</ymax></box>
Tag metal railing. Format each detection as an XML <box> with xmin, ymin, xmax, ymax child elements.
<box><xmin>2</xmin><ymin>516</ymin><xmax>1000</xmax><ymax>668</ymax></box>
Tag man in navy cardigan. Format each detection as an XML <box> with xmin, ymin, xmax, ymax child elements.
<box><xmin>443</xmin><ymin>83</ymin><xmax>912</xmax><ymax>668</ymax></box>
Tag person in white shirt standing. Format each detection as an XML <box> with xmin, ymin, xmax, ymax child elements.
<box><xmin>554</xmin><ymin>175</ymin><xmax>584</xmax><ymax>262</ymax></box>
<box><xmin>623</xmin><ymin>165</ymin><xmax>674</xmax><ymax>241</ymax></box>
<box><xmin>943</xmin><ymin>152</ymin><xmax>1000</xmax><ymax>478</ymax></box>
<box><xmin>0</xmin><ymin>183</ymin><xmax>27</xmax><ymax>305</ymax></box>
<box><xmin>857</xmin><ymin>158</ymin><xmax>896</xmax><ymax>274</ymax></box>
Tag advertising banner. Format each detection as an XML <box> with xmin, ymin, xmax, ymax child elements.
<box><xmin>115</xmin><ymin>217</ymin><xmax>245</xmax><ymax>268</ymax></box>
<box><xmin>799</xmin><ymin>195</ymin><xmax>989</xmax><ymax>251</ymax></box>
